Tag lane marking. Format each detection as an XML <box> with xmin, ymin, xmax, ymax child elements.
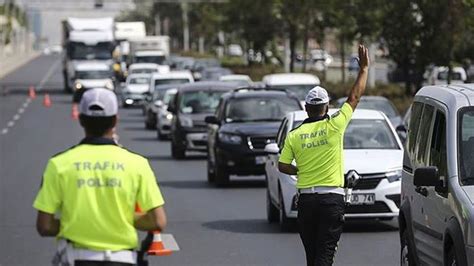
<box><xmin>1</xmin><ymin>58</ymin><xmax>60</xmax><ymax>136</ymax></box>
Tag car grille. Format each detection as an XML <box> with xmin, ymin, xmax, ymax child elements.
<box><xmin>247</xmin><ymin>136</ymin><xmax>275</xmax><ymax>150</ymax></box>
<box><xmin>353</xmin><ymin>177</ymin><xmax>383</xmax><ymax>190</ymax></box>
<box><xmin>345</xmin><ymin>201</ymin><xmax>391</xmax><ymax>214</ymax></box>
<box><xmin>192</xmin><ymin>140</ymin><xmax>207</xmax><ymax>147</ymax></box>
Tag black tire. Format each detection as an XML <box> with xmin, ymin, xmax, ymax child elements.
<box><xmin>215</xmin><ymin>161</ymin><xmax>229</xmax><ymax>187</ymax></box>
<box><xmin>266</xmin><ymin>189</ymin><xmax>279</xmax><ymax>223</ymax></box>
<box><xmin>279</xmin><ymin>189</ymin><xmax>293</xmax><ymax>232</ymax></box>
<box><xmin>400</xmin><ymin>229</ymin><xmax>416</xmax><ymax>266</ymax></box>
<box><xmin>171</xmin><ymin>141</ymin><xmax>185</xmax><ymax>159</ymax></box>
<box><xmin>145</xmin><ymin>112</ymin><xmax>156</xmax><ymax>130</ymax></box>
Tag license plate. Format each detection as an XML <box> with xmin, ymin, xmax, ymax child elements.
<box><xmin>255</xmin><ymin>156</ymin><xmax>266</xmax><ymax>164</ymax></box>
<box><xmin>350</xmin><ymin>193</ymin><xmax>375</xmax><ymax>205</ymax></box>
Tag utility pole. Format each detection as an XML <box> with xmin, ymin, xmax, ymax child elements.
<box><xmin>181</xmin><ymin>2</ymin><xmax>189</xmax><ymax>51</ymax></box>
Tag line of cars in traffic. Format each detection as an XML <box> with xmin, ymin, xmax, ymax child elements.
<box><xmin>121</xmin><ymin>58</ymin><xmax>410</xmax><ymax>235</ymax></box>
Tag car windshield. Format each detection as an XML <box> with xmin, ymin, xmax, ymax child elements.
<box><xmin>179</xmin><ymin>90</ymin><xmax>224</xmax><ymax>114</ymax></box>
<box><xmin>438</xmin><ymin>71</ymin><xmax>462</xmax><ymax>81</ymax></box>
<box><xmin>269</xmin><ymin>85</ymin><xmax>315</xmax><ymax>100</ymax></box>
<box><xmin>225</xmin><ymin>97</ymin><xmax>301</xmax><ymax>122</ymax></box>
<box><xmin>459</xmin><ymin>108</ymin><xmax>474</xmax><ymax>181</ymax></box>
<box><xmin>129</xmin><ymin>77</ymin><xmax>149</xmax><ymax>84</ymax></box>
<box><xmin>339</xmin><ymin>98</ymin><xmax>398</xmax><ymax>118</ymax></box>
<box><xmin>69</xmin><ymin>42</ymin><xmax>112</xmax><ymax>60</ymax></box>
<box><xmin>76</xmin><ymin>70</ymin><xmax>111</xmax><ymax>79</ymax></box>
<box><xmin>154</xmin><ymin>79</ymin><xmax>189</xmax><ymax>89</ymax></box>
<box><xmin>135</xmin><ymin>55</ymin><xmax>166</xmax><ymax>65</ymax></box>
<box><xmin>130</xmin><ymin>68</ymin><xmax>157</xmax><ymax>74</ymax></box>
<box><xmin>344</xmin><ymin>119</ymin><xmax>399</xmax><ymax>149</ymax></box>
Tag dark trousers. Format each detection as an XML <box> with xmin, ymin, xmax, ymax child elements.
<box><xmin>297</xmin><ymin>193</ymin><xmax>345</xmax><ymax>266</ymax></box>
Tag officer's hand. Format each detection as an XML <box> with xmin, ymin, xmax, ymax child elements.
<box><xmin>358</xmin><ymin>45</ymin><xmax>370</xmax><ymax>70</ymax></box>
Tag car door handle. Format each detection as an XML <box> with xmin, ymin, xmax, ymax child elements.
<box><xmin>415</xmin><ymin>187</ymin><xmax>428</xmax><ymax>197</ymax></box>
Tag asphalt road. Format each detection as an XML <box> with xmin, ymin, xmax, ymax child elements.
<box><xmin>0</xmin><ymin>55</ymin><xmax>400</xmax><ymax>266</ymax></box>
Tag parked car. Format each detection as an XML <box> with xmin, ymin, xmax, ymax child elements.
<box><xmin>167</xmin><ymin>81</ymin><xmax>239</xmax><ymax>159</ymax></box>
<box><xmin>336</xmin><ymin>96</ymin><xmax>402</xmax><ymax>127</ymax></box>
<box><xmin>72</xmin><ymin>62</ymin><xmax>114</xmax><ymax>102</ymax></box>
<box><xmin>399</xmin><ymin>84</ymin><xmax>474</xmax><ymax>265</ymax></box>
<box><xmin>205</xmin><ymin>89</ymin><xmax>302</xmax><ymax>186</ymax></box>
<box><xmin>262</xmin><ymin>73</ymin><xmax>321</xmax><ymax>104</ymax></box>
<box><xmin>424</xmin><ymin>66</ymin><xmax>467</xmax><ymax>85</ymax></box>
<box><xmin>219</xmin><ymin>74</ymin><xmax>253</xmax><ymax>87</ymax></box>
<box><xmin>201</xmin><ymin>67</ymin><xmax>233</xmax><ymax>81</ymax></box>
<box><xmin>142</xmin><ymin>71</ymin><xmax>194</xmax><ymax>115</ymax></box>
<box><xmin>265</xmin><ymin>109</ymin><xmax>403</xmax><ymax>231</ymax></box>
<box><xmin>121</xmin><ymin>73</ymin><xmax>150</xmax><ymax>107</ymax></box>
<box><xmin>143</xmin><ymin>84</ymin><xmax>178</xmax><ymax>130</ymax></box>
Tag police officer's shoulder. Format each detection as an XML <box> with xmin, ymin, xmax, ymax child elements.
<box><xmin>51</xmin><ymin>144</ymin><xmax>81</xmax><ymax>159</ymax></box>
<box><xmin>120</xmin><ymin>146</ymin><xmax>150</xmax><ymax>163</ymax></box>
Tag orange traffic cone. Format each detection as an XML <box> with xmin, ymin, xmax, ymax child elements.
<box><xmin>28</xmin><ymin>86</ymin><xmax>36</xmax><ymax>99</ymax></box>
<box><xmin>147</xmin><ymin>230</ymin><xmax>172</xmax><ymax>256</ymax></box>
<box><xmin>71</xmin><ymin>104</ymin><xmax>79</xmax><ymax>120</ymax></box>
<box><xmin>43</xmin><ymin>94</ymin><xmax>52</xmax><ymax>107</ymax></box>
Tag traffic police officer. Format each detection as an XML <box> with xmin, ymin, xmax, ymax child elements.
<box><xmin>33</xmin><ymin>88</ymin><xmax>167</xmax><ymax>266</ymax></box>
<box><xmin>278</xmin><ymin>45</ymin><xmax>369</xmax><ymax>266</ymax></box>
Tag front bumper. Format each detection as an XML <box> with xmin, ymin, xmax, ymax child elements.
<box><xmin>122</xmin><ymin>93</ymin><xmax>146</xmax><ymax>106</ymax></box>
<box><xmin>157</xmin><ymin>114</ymin><xmax>172</xmax><ymax>135</ymax></box>
<box><xmin>185</xmin><ymin>132</ymin><xmax>208</xmax><ymax>151</ymax></box>
<box><xmin>216</xmin><ymin>145</ymin><xmax>267</xmax><ymax>176</ymax></box>
<box><xmin>281</xmin><ymin>176</ymin><xmax>401</xmax><ymax>219</ymax></box>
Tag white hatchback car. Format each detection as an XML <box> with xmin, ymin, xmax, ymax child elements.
<box><xmin>265</xmin><ymin>109</ymin><xmax>404</xmax><ymax>230</ymax></box>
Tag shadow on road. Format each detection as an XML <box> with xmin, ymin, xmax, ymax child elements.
<box><xmin>343</xmin><ymin>220</ymin><xmax>398</xmax><ymax>232</ymax></box>
<box><xmin>202</xmin><ymin>219</ymin><xmax>294</xmax><ymax>234</ymax></box>
<box><xmin>146</xmin><ymin>154</ymin><xmax>206</xmax><ymax>161</ymax></box>
<box><xmin>131</xmin><ymin>136</ymin><xmax>158</xmax><ymax>142</ymax></box>
<box><xmin>119</xmin><ymin>118</ymin><xmax>144</xmax><ymax>123</ymax></box>
<box><xmin>122</xmin><ymin>126</ymin><xmax>146</xmax><ymax>131</ymax></box>
<box><xmin>158</xmin><ymin>179</ymin><xmax>265</xmax><ymax>189</ymax></box>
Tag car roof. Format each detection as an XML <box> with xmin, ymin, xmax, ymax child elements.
<box><xmin>223</xmin><ymin>89</ymin><xmax>296</xmax><ymax>100</ymax></box>
<box><xmin>129</xmin><ymin>63</ymin><xmax>159</xmax><ymax>69</ymax></box>
<box><xmin>178</xmin><ymin>81</ymin><xmax>239</xmax><ymax>91</ymax></box>
<box><xmin>220</xmin><ymin>74</ymin><xmax>252</xmax><ymax>81</ymax></box>
<box><xmin>291</xmin><ymin>108</ymin><xmax>387</xmax><ymax>122</ymax></box>
<box><xmin>74</xmin><ymin>62</ymin><xmax>110</xmax><ymax>71</ymax></box>
<box><xmin>262</xmin><ymin>73</ymin><xmax>320</xmax><ymax>85</ymax></box>
<box><xmin>416</xmin><ymin>84</ymin><xmax>474</xmax><ymax>108</ymax></box>
<box><xmin>150</xmin><ymin>71</ymin><xmax>193</xmax><ymax>80</ymax></box>
<box><xmin>126</xmin><ymin>73</ymin><xmax>151</xmax><ymax>79</ymax></box>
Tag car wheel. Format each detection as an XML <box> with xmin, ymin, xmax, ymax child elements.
<box><xmin>215</xmin><ymin>160</ymin><xmax>229</xmax><ymax>187</ymax></box>
<box><xmin>171</xmin><ymin>141</ymin><xmax>185</xmax><ymax>159</ymax></box>
<box><xmin>279</xmin><ymin>189</ymin><xmax>292</xmax><ymax>232</ymax></box>
<box><xmin>157</xmin><ymin>128</ymin><xmax>166</xmax><ymax>140</ymax></box>
<box><xmin>446</xmin><ymin>245</ymin><xmax>457</xmax><ymax>266</ymax></box>
<box><xmin>400</xmin><ymin>229</ymin><xmax>416</xmax><ymax>266</ymax></box>
<box><xmin>145</xmin><ymin>112</ymin><xmax>156</xmax><ymax>130</ymax></box>
<box><xmin>266</xmin><ymin>188</ymin><xmax>279</xmax><ymax>223</ymax></box>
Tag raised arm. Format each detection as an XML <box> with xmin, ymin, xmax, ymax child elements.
<box><xmin>346</xmin><ymin>45</ymin><xmax>370</xmax><ymax>110</ymax></box>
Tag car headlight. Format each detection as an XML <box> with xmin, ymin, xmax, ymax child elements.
<box><xmin>179</xmin><ymin>116</ymin><xmax>193</xmax><ymax>128</ymax></box>
<box><xmin>218</xmin><ymin>132</ymin><xmax>242</xmax><ymax>144</ymax></box>
<box><xmin>74</xmin><ymin>82</ymin><xmax>83</xmax><ymax>90</ymax></box>
<box><xmin>105</xmin><ymin>80</ymin><xmax>114</xmax><ymax>90</ymax></box>
<box><xmin>386</xmin><ymin>169</ymin><xmax>402</xmax><ymax>183</ymax></box>
<box><xmin>166</xmin><ymin>113</ymin><xmax>173</xmax><ymax>120</ymax></box>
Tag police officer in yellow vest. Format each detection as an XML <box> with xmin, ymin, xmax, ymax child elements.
<box><xmin>278</xmin><ymin>45</ymin><xmax>370</xmax><ymax>266</ymax></box>
<box><xmin>33</xmin><ymin>88</ymin><xmax>167</xmax><ymax>266</ymax></box>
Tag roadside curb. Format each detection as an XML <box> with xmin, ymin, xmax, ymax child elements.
<box><xmin>0</xmin><ymin>52</ymin><xmax>41</xmax><ymax>80</ymax></box>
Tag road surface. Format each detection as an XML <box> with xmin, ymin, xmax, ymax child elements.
<box><xmin>0</xmin><ymin>55</ymin><xmax>400</xmax><ymax>266</ymax></box>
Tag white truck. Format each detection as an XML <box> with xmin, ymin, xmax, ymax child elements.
<box><xmin>62</xmin><ymin>17</ymin><xmax>115</xmax><ymax>92</ymax></box>
<box><xmin>115</xmin><ymin>22</ymin><xmax>146</xmax><ymax>79</ymax></box>
<box><xmin>129</xmin><ymin>36</ymin><xmax>170</xmax><ymax>66</ymax></box>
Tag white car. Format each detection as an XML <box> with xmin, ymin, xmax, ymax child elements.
<box><xmin>72</xmin><ymin>62</ymin><xmax>114</xmax><ymax>102</ymax></box>
<box><xmin>128</xmin><ymin>63</ymin><xmax>169</xmax><ymax>76</ymax></box>
<box><xmin>121</xmin><ymin>73</ymin><xmax>150</xmax><ymax>107</ymax></box>
<box><xmin>156</xmin><ymin>88</ymin><xmax>178</xmax><ymax>139</ymax></box>
<box><xmin>265</xmin><ymin>109</ymin><xmax>404</xmax><ymax>231</ymax></box>
<box><xmin>262</xmin><ymin>73</ymin><xmax>320</xmax><ymax>104</ymax></box>
<box><xmin>424</xmin><ymin>66</ymin><xmax>467</xmax><ymax>85</ymax></box>
<box><xmin>219</xmin><ymin>74</ymin><xmax>253</xmax><ymax>87</ymax></box>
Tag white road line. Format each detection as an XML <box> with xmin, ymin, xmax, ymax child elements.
<box><xmin>1</xmin><ymin>58</ymin><xmax>60</xmax><ymax>136</ymax></box>
<box><xmin>37</xmin><ymin>59</ymin><xmax>61</xmax><ymax>91</ymax></box>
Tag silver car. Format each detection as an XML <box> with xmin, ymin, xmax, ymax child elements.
<box><xmin>399</xmin><ymin>84</ymin><xmax>474</xmax><ymax>265</ymax></box>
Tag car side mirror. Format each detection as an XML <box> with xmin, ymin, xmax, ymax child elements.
<box><xmin>204</xmin><ymin>116</ymin><xmax>220</xmax><ymax>125</ymax></box>
<box><xmin>154</xmin><ymin>100</ymin><xmax>163</xmax><ymax>107</ymax></box>
<box><xmin>414</xmin><ymin>166</ymin><xmax>439</xmax><ymax>187</ymax></box>
<box><xmin>264</xmin><ymin>143</ymin><xmax>279</xmax><ymax>154</ymax></box>
<box><xmin>396</xmin><ymin>124</ymin><xmax>407</xmax><ymax>133</ymax></box>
